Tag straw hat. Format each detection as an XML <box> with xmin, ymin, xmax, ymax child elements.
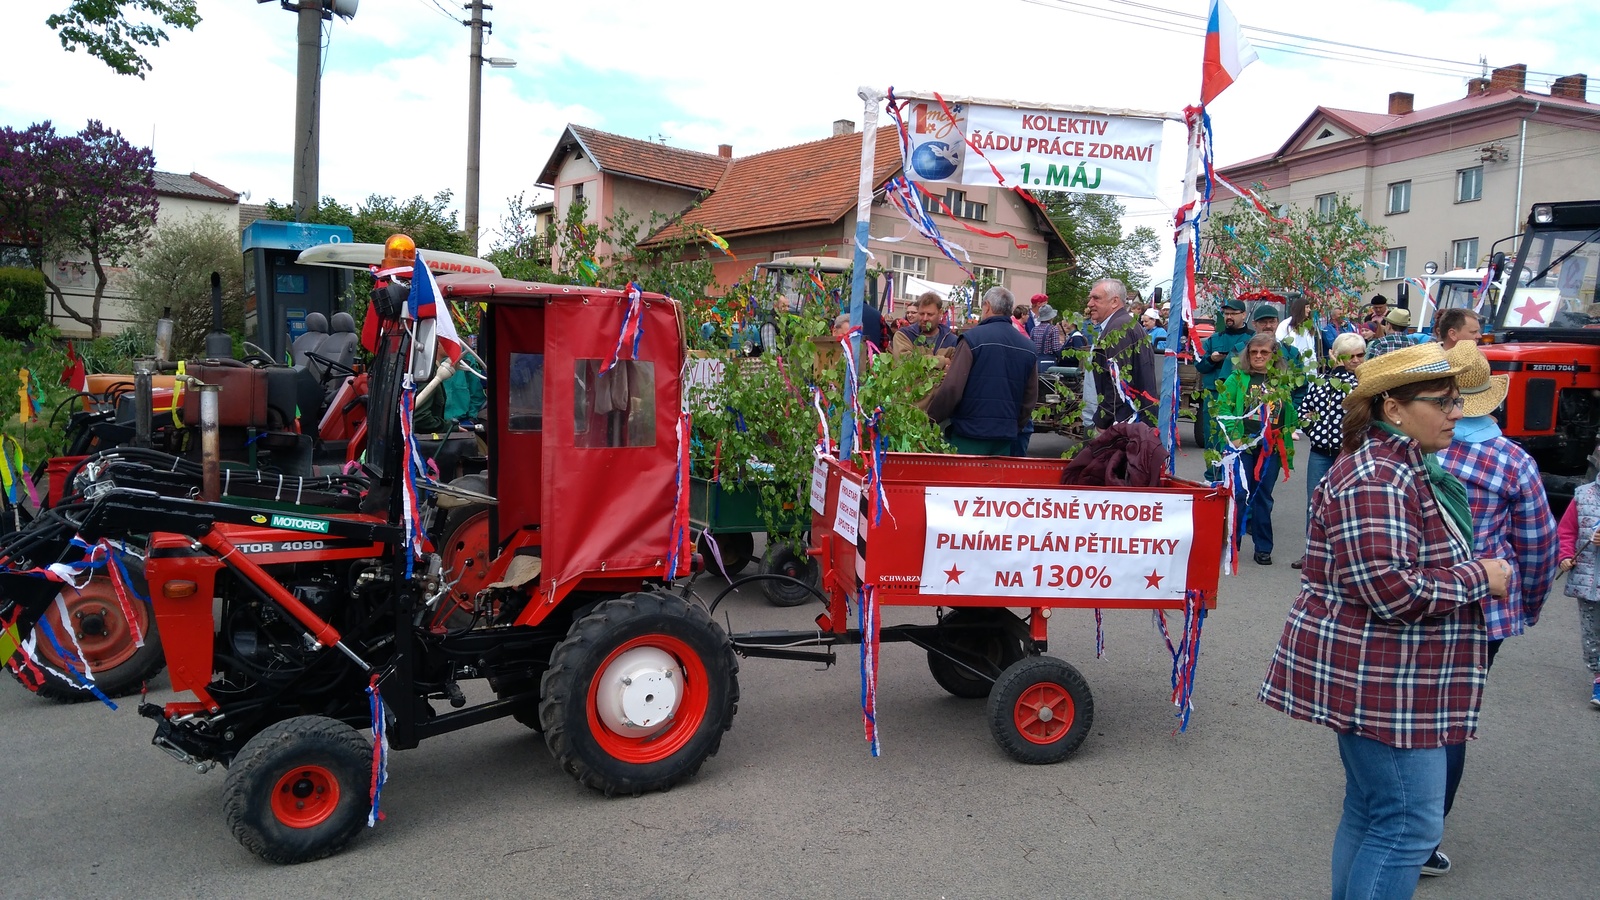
<box><xmin>1343</xmin><ymin>342</ymin><xmax>1467</xmax><ymax>410</ymax></box>
<box><xmin>1446</xmin><ymin>340</ymin><xmax>1510</xmax><ymax>418</ymax></box>
<box><xmin>1385</xmin><ymin>307</ymin><xmax>1412</xmax><ymax>329</ymax></box>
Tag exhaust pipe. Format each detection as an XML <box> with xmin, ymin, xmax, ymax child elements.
<box><xmin>203</xmin><ymin>272</ymin><xmax>232</xmax><ymax>359</ymax></box>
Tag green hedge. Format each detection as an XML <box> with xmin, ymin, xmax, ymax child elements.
<box><xmin>0</xmin><ymin>267</ymin><xmax>46</xmax><ymax>340</ymax></box>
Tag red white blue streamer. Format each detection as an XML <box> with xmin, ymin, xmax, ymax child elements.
<box><xmin>366</xmin><ymin>672</ymin><xmax>390</xmax><ymax>826</ymax></box>
<box><xmin>1093</xmin><ymin>608</ymin><xmax>1104</xmax><ymax>659</ymax></box>
<box><xmin>664</xmin><ymin>412</ymin><xmax>691</xmax><ymax>579</ymax></box>
<box><xmin>856</xmin><ymin>584</ymin><xmax>881</xmax><ymax>756</ymax></box>
<box><xmin>861</xmin><ymin>407</ymin><xmax>893</xmax><ymax>528</ymax></box>
<box><xmin>397</xmin><ymin>379</ymin><xmax>433</xmax><ymax>578</ymax></box>
<box><xmin>1168</xmin><ymin>590</ymin><xmax>1208</xmax><ymax>733</ymax></box>
<box><xmin>602</xmin><ymin>282</ymin><xmax>646</xmax><ymax>375</ymax></box>
<box><xmin>880</xmin><ymin>175</ymin><xmax>973</xmax><ymax>279</ymax></box>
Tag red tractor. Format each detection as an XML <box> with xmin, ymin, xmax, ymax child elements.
<box><xmin>1478</xmin><ymin>200</ymin><xmax>1600</xmax><ymax>505</ymax></box>
<box><xmin>1</xmin><ymin>272</ymin><xmax>736</xmax><ymax>863</ymax></box>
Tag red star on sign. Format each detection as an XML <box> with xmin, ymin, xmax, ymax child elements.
<box><xmin>944</xmin><ymin>564</ymin><xmax>964</xmax><ymax>584</ymax></box>
<box><xmin>1144</xmin><ymin>570</ymin><xmax>1164</xmax><ymax>589</ymax></box>
<box><xmin>1514</xmin><ymin>296</ymin><xmax>1551</xmax><ymax>325</ymax></box>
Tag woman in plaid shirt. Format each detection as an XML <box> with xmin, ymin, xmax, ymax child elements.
<box><xmin>1258</xmin><ymin>343</ymin><xmax>1513</xmax><ymax>899</ymax></box>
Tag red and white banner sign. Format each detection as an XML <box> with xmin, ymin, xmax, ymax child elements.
<box><xmin>918</xmin><ymin>486</ymin><xmax>1194</xmax><ymax>600</ymax></box>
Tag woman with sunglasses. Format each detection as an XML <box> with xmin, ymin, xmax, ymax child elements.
<box><xmin>1259</xmin><ymin>342</ymin><xmax>1513</xmax><ymax>899</ymax></box>
<box><xmin>1291</xmin><ymin>332</ymin><xmax>1367</xmax><ymax>570</ymax></box>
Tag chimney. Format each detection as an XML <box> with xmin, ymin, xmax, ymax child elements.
<box><xmin>1387</xmin><ymin>92</ymin><xmax>1414</xmax><ymax>115</ymax></box>
<box><xmin>1552</xmin><ymin>73</ymin><xmax>1589</xmax><ymax>101</ymax></box>
<box><xmin>833</xmin><ymin>118</ymin><xmax>855</xmax><ymax>137</ymax></box>
<box><xmin>1489</xmin><ymin>63</ymin><xmax>1527</xmax><ymax>93</ymax></box>
<box><xmin>1466</xmin><ymin>77</ymin><xmax>1491</xmax><ymax>96</ymax></box>
<box><xmin>717</xmin><ymin>144</ymin><xmax>733</xmax><ymax>158</ymax></box>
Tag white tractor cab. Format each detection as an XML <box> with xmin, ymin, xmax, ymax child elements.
<box><xmin>295</xmin><ymin>240</ymin><xmax>501</xmax><ymax>278</ymax></box>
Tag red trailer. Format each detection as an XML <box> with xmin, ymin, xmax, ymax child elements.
<box><xmin>733</xmin><ymin>452</ymin><xmax>1228</xmax><ymax>762</ymax></box>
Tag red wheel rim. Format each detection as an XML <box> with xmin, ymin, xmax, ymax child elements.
<box><xmin>35</xmin><ymin>576</ymin><xmax>149</xmax><ymax>673</ymax></box>
<box><xmin>435</xmin><ymin>510</ymin><xmax>492</xmax><ymax>629</ymax></box>
<box><xmin>1013</xmin><ymin>682</ymin><xmax>1075</xmax><ymax>745</ymax></box>
<box><xmin>270</xmin><ymin>765</ymin><xmax>341</xmax><ymax>828</ymax></box>
<box><xmin>586</xmin><ymin>635</ymin><xmax>709</xmax><ymax>764</ymax></box>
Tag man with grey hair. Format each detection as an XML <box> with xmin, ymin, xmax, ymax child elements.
<box><xmin>1085</xmin><ymin>278</ymin><xmax>1157</xmax><ymax>429</ymax></box>
<box><xmin>924</xmin><ymin>286</ymin><xmax>1038</xmax><ymax>455</ymax></box>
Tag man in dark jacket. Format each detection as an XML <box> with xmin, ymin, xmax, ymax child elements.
<box><xmin>1085</xmin><ymin>278</ymin><xmax>1156</xmax><ymax>429</ymax></box>
<box><xmin>924</xmin><ymin>286</ymin><xmax>1039</xmax><ymax>455</ymax></box>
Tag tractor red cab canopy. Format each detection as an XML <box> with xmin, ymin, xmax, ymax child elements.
<box><xmin>437</xmin><ymin>275</ymin><xmax>689</xmax><ymax>609</ymax></box>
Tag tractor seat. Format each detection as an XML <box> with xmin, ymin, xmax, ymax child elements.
<box><xmin>312</xmin><ymin>312</ymin><xmax>360</xmax><ymax>381</ymax></box>
<box><xmin>289</xmin><ymin>312</ymin><xmax>330</xmax><ymax>368</ymax></box>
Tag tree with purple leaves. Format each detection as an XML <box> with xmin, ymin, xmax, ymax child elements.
<box><xmin>0</xmin><ymin>120</ymin><xmax>158</xmax><ymax>338</ymax></box>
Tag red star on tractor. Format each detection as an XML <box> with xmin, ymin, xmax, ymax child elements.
<box><xmin>1144</xmin><ymin>569</ymin><xmax>1164</xmax><ymax>589</ymax></box>
<box><xmin>944</xmin><ymin>564</ymin><xmax>964</xmax><ymax>584</ymax></box>
<box><xmin>1513</xmin><ymin>295</ymin><xmax>1551</xmax><ymax>325</ymax></box>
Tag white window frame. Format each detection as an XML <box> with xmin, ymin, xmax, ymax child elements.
<box><xmin>1383</xmin><ymin>247</ymin><xmax>1408</xmax><ymax>280</ymax></box>
<box><xmin>972</xmin><ymin>265</ymin><xmax>1006</xmax><ymax>287</ymax></box>
<box><xmin>1315</xmin><ymin>193</ymin><xmax>1337</xmax><ymax>220</ymax></box>
<box><xmin>1456</xmin><ymin>167</ymin><xmax>1483</xmax><ymax>203</ymax></box>
<box><xmin>1386</xmin><ymin>180</ymin><xmax>1411</xmax><ymax>215</ymax></box>
<box><xmin>1451</xmin><ymin>238</ymin><xmax>1479</xmax><ymax>270</ymax></box>
<box><xmin>891</xmin><ymin>253</ymin><xmax>929</xmax><ymax>300</ymax></box>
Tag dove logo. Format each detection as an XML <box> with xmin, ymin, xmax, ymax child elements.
<box><xmin>911</xmin><ymin>141</ymin><xmax>961</xmax><ymax>181</ymax></box>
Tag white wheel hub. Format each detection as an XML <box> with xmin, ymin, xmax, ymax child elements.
<box><xmin>595</xmin><ymin>646</ymin><xmax>681</xmax><ymax>734</ymax></box>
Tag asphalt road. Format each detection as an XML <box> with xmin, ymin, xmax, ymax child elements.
<box><xmin>2</xmin><ymin>440</ymin><xmax>1595</xmax><ymax>899</ymax></box>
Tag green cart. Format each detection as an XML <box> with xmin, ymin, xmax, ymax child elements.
<box><xmin>690</xmin><ymin>475</ymin><xmax>820</xmax><ymax>606</ymax></box>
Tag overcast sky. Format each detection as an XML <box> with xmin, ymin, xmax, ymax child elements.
<box><xmin>4</xmin><ymin>0</ymin><xmax>1596</xmax><ymax>285</ymax></box>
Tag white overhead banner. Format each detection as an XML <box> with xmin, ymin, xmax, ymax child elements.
<box><xmin>898</xmin><ymin>97</ymin><xmax>1166</xmax><ymax>200</ymax></box>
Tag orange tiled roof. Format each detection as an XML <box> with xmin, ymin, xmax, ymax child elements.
<box><xmin>536</xmin><ymin>124</ymin><xmax>730</xmax><ymax>192</ymax></box>
<box><xmin>648</xmin><ymin>126</ymin><xmax>902</xmax><ymax>243</ymax></box>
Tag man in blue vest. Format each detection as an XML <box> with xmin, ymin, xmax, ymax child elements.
<box><xmin>924</xmin><ymin>286</ymin><xmax>1039</xmax><ymax>455</ymax></box>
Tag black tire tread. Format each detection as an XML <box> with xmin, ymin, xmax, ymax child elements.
<box><xmin>926</xmin><ymin>608</ymin><xmax>1029</xmax><ymax>700</ymax></box>
<box><xmin>759</xmin><ymin>541</ymin><xmax>820</xmax><ymax>607</ymax></box>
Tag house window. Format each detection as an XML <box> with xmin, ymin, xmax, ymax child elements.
<box><xmin>1315</xmin><ymin>193</ymin><xmax>1337</xmax><ymax>220</ymax></box>
<box><xmin>1452</xmin><ymin>238</ymin><xmax>1479</xmax><ymax>270</ymax></box>
<box><xmin>891</xmin><ymin>253</ymin><xmax>928</xmax><ymax>300</ymax></box>
<box><xmin>572</xmin><ymin>182</ymin><xmax>585</xmax><ymax>205</ymax></box>
<box><xmin>1383</xmin><ymin>247</ymin><xmax>1407</xmax><ymax>280</ymax></box>
<box><xmin>972</xmin><ymin>266</ymin><xmax>1006</xmax><ymax>288</ymax></box>
<box><xmin>920</xmin><ymin>189</ymin><xmax>987</xmax><ymax>221</ymax></box>
<box><xmin>770</xmin><ymin>251</ymin><xmax>791</xmax><ymax>261</ymax></box>
<box><xmin>1456</xmin><ymin>167</ymin><xmax>1483</xmax><ymax>203</ymax></box>
<box><xmin>1386</xmin><ymin>181</ymin><xmax>1411</xmax><ymax>215</ymax></box>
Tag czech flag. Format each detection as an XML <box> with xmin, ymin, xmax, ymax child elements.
<box><xmin>404</xmin><ymin>251</ymin><xmax>463</xmax><ymax>365</ymax></box>
<box><xmin>1200</xmin><ymin>0</ymin><xmax>1258</xmax><ymax>105</ymax></box>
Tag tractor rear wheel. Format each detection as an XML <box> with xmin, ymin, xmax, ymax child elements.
<box><xmin>222</xmin><ymin>716</ymin><xmax>372</xmax><ymax>864</ymax></box>
<box><xmin>435</xmin><ymin>503</ymin><xmax>494</xmax><ymax>630</ymax></box>
<box><xmin>540</xmin><ymin>592</ymin><xmax>738</xmax><ymax>796</ymax></box>
<box><xmin>759</xmin><ymin>538</ymin><xmax>820</xmax><ymax>607</ymax></box>
<box><xmin>24</xmin><ymin>568</ymin><xmax>165</xmax><ymax>703</ymax></box>
<box><xmin>926</xmin><ymin>608</ymin><xmax>1030</xmax><ymax>699</ymax></box>
<box><xmin>987</xmin><ymin>656</ymin><xmax>1094</xmax><ymax>764</ymax></box>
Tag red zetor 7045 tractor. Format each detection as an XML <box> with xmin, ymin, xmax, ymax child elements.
<box><xmin>1479</xmin><ymin>200</ymin><xmax>1600</xmax><ymax>505</ymax></box>
<box><xmin>0</xmin><ymin>272</ymin><xmax>736</xmax><ymax>863</ymax></box>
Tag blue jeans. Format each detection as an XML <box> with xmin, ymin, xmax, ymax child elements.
<box><xmin>1236</xmin><ymin>446</ymin><xmax>1281</xmax><ymax>555</ymax></box>
<box><xmin>1304</xmin><ymin>449</ymin><xmax>1337</xmax><ymax>535</ymax></box>
<box><xmin>1333</xmin><ymin>732</ymin><xmax>1447</xmax><ymax>900</ymax></box>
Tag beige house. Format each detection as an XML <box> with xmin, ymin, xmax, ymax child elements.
<box><xmin>537</xmin><ymin>122</ymin><xmax>1069</xmax><ymax>312</ymax></box>
<box><xmin>48</xmin><ymin>171</ymin><xmax>242</xmax><ymax>337</ymax></box>
<box><xmin>1217</xmin><ymin>65</ymin><xmax>1600</xmax><ymax>300</ymax></box>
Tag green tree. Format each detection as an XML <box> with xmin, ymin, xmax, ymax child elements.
<box><xmin>125</xmin><ymin>215</ymin><xmax>245</xmax><ymax>357</ymax></box>
<box><xmin>262</xmin><ymin>191</ymin><xmax>472</xmax><ymax>254</ymax></box>
<box><xmin>46</xmin><ymin>0</ymin><xmax>200</xmax><ymax>79</ymax></box>
<box><xmin>1038</xmin><ymin>193</ymin><xmax>1160</xmax><ymax>314</ymax></box>
<box><xmin>1200</xmin><ymin>190</ymin><xmax>1387</xmax><ymax>320</ymax></box>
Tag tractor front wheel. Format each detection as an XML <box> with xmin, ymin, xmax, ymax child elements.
<box><xmin>24</xmin><ymin>569</ymin><xmax>164</xmax><ymax>703</ymax></box>
<box><xmin>540</xmin><ymin>592</ymin><xmax>738</xmax><ymax>796</ymax></box>
<box><xmin>222</xmin><ymin>716</ymin><xmax>373</xmax><ymax>864</ymax></box>
<box><xmin>987</xmin><ymin>656</ymin><xmax>1094</xmax><ymax>764</ymax></box>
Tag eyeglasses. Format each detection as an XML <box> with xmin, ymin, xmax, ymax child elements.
<box><xmin>1409</xmin><ymin>395</ymin><xmax>1466</xmax><ymax>413</ymax></box>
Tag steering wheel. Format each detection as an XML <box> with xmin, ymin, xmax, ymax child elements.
<box><xmin>306</xmin><ymin>351</ymin><xmax>359</xmax><ymax>380</ymax></box>
<box><xmin>236</xmin><ymin>353</ymin><xmax>279</xmax><ymax>368</ymax></box>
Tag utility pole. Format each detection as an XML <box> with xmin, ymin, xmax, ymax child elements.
<box><xmin>464</xmin><ymin>1</ymin><xmax>488</xmax><ymax>255</ymax></box>
<box><xmin>293</xmin><ymin>0</ymin><xmax>322</xmax><ymax>220</ymax></box>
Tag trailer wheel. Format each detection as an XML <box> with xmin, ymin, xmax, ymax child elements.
<box><xmin>926</xmin><ymin>608</ymin><xmax>1029</xmax><ymax>699</ymax></box>
<box><xmin>541</xmin><ymin>592</ymin><xmax>739</xmax><ymax>796</ymax></box>
<box><xmin>698</xmin><ymin>532</ymin><xmax>754</xmax><ymax>578</ymax></box>
<box><xmin>222</xmin><ymin>716</ymin><xmax>372</xmax><ymax>864</ymax></box>
<box><xmin>987</xmin><ymin>656</ymin><xmax>1093</xmax><ymax>764</ymax></box>
<box><xmin>760</xmin><ymin>539</ymin><xmax>820</xmax><ymax>607</ymax></box>
<box><xmin>23</xmin><ymin>570</ymin><xmax>165</xmax><ymax>703</ymax></box>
